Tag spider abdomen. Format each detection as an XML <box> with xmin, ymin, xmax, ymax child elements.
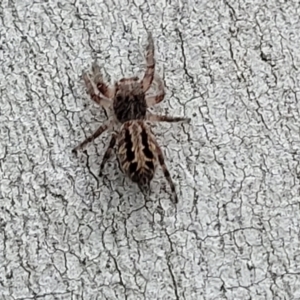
<box><xmin>117</xmin><ymin>120</ymin><xmax>157</xmax><ymax>188</ymax></box>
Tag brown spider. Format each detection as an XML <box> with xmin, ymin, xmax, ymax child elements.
<box><xmin>72</xmin><ymin>33</ymin><xmax>190</xmax><ymax>203</ymax></box>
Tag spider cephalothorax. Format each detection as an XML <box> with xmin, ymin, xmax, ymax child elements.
<box><xmin>113</xmin><ymin>77</ymin><xmax>147</xmax><ymax>123</ymax></box>
<box><xmin>73</xmin><ymin>33</ymin><xmax>190</xmax><ymax>203</ymax></box>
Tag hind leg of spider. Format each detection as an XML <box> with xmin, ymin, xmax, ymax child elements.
<box><xmin>155</xmin><ymin>143</ymin><xmax>178</xmax><ymax>204</ymax></box>
<box><xmin>91</xmin><ymin>62</ymin><xmax>115</xmax><ymax>99</ymax></box>
<box><xmin>99</xmin><ymin>134</ymin><xmax>117</xmax><ymax>176</ymax></box>
<box><xmin>83</xmin><ymin>72</ymin><xmax>112</xmax><ymax>108</ymax></box>
<box><xmin>145</xmin><ymin>74</ymin><xmax>165</xmax><ymax>107</ymax></box>
<box><xmin>72</xmin><ymin>120</ymin><xmax>111</xmax><ymax>154</ymax></box>
<box><xmin>146</xmin><ymin>113</ymin><xmax>191</xmax><ymax>123</ymax></box>
<box><xmin>142</xmin><ymin>32</ymin><xmax>155</xmax><ymax>93</ymax></box>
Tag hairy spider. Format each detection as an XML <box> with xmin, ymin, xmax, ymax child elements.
<box><xmin>72</xmin><ymin>33</ymin><xmax>190</xmax><ymax>203</ymax></box>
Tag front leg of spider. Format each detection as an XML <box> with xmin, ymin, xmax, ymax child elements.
<box><xmin>145</xmin><ymin>73</ymin><xmax>165</xmax><ymax>107</ymax></box>
<box><xmin>82</xmin><ymin>73</ymin><xmax>111</xmax><ymax>108</ymax></box>
<box><xmin>91</xmin><ymin>62</ymin><xmax>115</xmax><ymax>99</ymax></box>
<box><xmin>142</xmin><ymin>32</ymin><xmax>155</xmax><ymax>93</ymax></box>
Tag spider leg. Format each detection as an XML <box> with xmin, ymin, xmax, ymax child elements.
<box><xmin>154</xmin><ymin>142</ymin><xmax>178</xmax><ymax>204</ymax></box>
<box><xmin>145</xmin><ymin>74</ymin><xmax>165</xmax><ymax>107</ymax></box>
<box><xmin>91</xmin><ymin>62</ymin><xmax>115</xmax><ymax>99</ymax></box>
<box><xmin>83</xmin><ymin>72</ymin><xmax>112</xmax><ymax>108</ymax></box>
<box><xmin>72</xmin><ymin>120</ymin><xmax>111</xmax><ymax>154</ymax></box>
<box><xmin>142</xmin><ymin>32</ymin><xmax>155</xmax><ymax>93</ymax></box>
<box><xmin>99</xmin><ymin>133</ymin><xmax>117</xmax><ymax>176</ymax></box>
<box><xmin>146</xmin><ymin>113</ymin><xmax>191</xmax><ymax>123</ymax></box>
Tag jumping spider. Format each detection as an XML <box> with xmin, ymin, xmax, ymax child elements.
<box><xmin>72</xmin><ymin>33</ymin><xmax>190</xmax><ymax>203</ymax></box>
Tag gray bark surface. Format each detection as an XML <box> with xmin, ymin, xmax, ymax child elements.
<box><xmin>1</xmin><ymin>0</ymin><xmax>300</xmax><ymax>299</ymax></box>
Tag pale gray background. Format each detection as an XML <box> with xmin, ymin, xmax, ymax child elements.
<box><xmin>1</xmin><ymin>0</ymin><xmax>300</xmax><ymax>299</ymax></box>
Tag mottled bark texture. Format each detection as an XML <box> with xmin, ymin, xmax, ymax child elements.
<box><xmin>1</xmin><ymin>0</ymin><xmax>300</xmax><ymax>299</ymax></box>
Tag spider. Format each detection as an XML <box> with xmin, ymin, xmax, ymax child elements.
<box><xmin>72</xmin><ymin>33</ymin><xmax>190</xmax><ymax>203</ymax></box>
